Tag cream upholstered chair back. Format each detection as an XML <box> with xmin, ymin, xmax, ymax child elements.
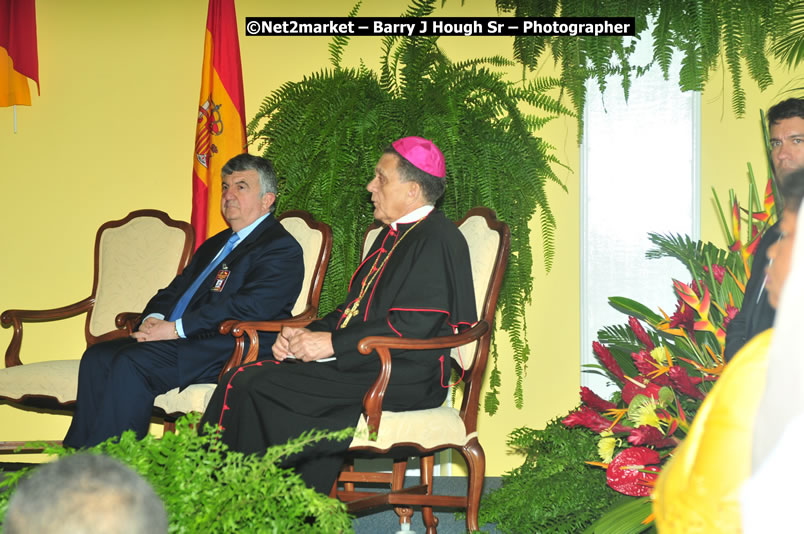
<box><xmin>361</xmin><ymin>226</ymin><xmax>383</xmax><ymax>260</ymax></box>
<box><xmin>89</xmin><ymin>211</ymin><xmax>194</xmax><ymax>339</ymax></box>
<box><xmin>452</xmin><ymin>213</ymin><xmax>500</xmax><ymax>369</ymax></box>
<box><xmin>279</xmin><ymin>214</ymin><xmax>325</xmax><ymax>316</ymax></box>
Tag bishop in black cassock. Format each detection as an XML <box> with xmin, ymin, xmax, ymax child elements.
<box><xmin>200</xmin><ymin>136</ymin><xmax>477</xmax><ymax>493</ymax></box>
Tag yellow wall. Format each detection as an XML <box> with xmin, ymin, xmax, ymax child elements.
<box><xmin>0</xmin><ymin>0</ymin><xmax>797</xmax><ymax>474</ymax></box>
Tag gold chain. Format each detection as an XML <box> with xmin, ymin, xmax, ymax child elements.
<box><xmin>339</xmin><ymin>217</ymin><xmax>425</xmax><ymax>328</ymax></box>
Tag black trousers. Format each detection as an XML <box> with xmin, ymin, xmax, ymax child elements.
<box><xmin>200</xmin><ymin>360</ymin><xmax>369</xmax><ymax>494</ymax></box>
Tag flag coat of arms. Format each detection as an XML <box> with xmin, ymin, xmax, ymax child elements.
<box><xmin>192</xmin><ymin>0</ymin><xmax>247</xmax><ymax>249</ymax></box>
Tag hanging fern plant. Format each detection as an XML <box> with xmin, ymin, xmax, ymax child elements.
<box><xmin>248</xmin><ymin>0</ymin><xmax>573</xmax><ymax>414</ymax></box>
<box><xmin>495</xmin><ymin>0</ymin><xmax>797</xmax><ymax>137</ymax></box>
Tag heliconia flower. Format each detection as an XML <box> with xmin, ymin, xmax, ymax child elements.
<box><xmin>606</xmin><ymin>447</ymin><xmax>661</xmax><ymax>497</ymax></box>
<box><xmin>628</xmin><ymin>316</ymin><xmax>655</xmax><ymax>350</ymax></box>
<box><xmin>675</xmin><ymin>279</ymin><xmax>712</xmax><ymax>323</ymax></box>
<box><xmin>745</xmin><ymin>227</ymin><xmax>762</xmax><ymax>257</ymax></box>
<box><xmin>621</xmin><ymin>377</ymin><xmax>662</xmax><ymax>405</ymax></box>
<box><xmin>689</xmin><ymin>279</ymin><xmax>703</xmax><ymax>298</ymax></box>
<box><xmin>598</xmin><ymin>430</ymin><xmax>617</xmax><ymax>463</ymax></box>
<box><xmin>722</xmin><ymin>304</ymin><xmax>739</xmax><ymax>330</ymax></box>
<box><xmin>668</xmin><ymin>365</ymin><xmax>705</xmax><ymax>400</ymax></box>
<box><xmin>562</xmin><ymin>406</ymin><xmax>631</xmax><ymax>434</ymax></box>
<box><xmin>765</xmin><ymin>177</ymin><xmax>774</xmax><ymax>208</ymax></box>
<box><xmin>656</xmin><ymin>410</ymin><xmax>680</xmax><ymax>436</ymax></box>
<box><xmin>731</xmin><ymin>196</ymin><xmax>741</xmax><ymax>246</ymax></box>
<box><xmin>580</xmin><ymin>386</ymin><xmax>617</xmax><ymax>412</ymax></box>
<box><xmin>702</xmin><ymin>264</ymin><xmax>726</xmax><ymax>284</ymax></box>
<box><xmin>627</xmin><ymin>424</ymin><xmax>664</xmax><ymax>446</ymax></box>
<box><xmin>631</xmin><ymin>350</ymin><xmax>670</xmax><ymax>386</ymax></box>
<box><xmin>593</xmin><ymin>341</ymin><xmax>626</xmax><ymax>382</ymax></box>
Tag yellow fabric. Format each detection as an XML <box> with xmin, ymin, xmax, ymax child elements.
<box><xmin>652</xmin><ymin>329</ymin><xmax>772</xmax><ymax>533</ymax></box>
<box><xmin>0</xmin><ymin>47</ymin><xmax>32</xmax><ymax>107</ymax></box>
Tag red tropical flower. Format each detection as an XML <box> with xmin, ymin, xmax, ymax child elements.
<box><xmin>703</xmin><ymin>264</ymin><xmax>726</xmax><ymax>284</ymax></box>
<box><xmin>722</xmin><ymin>304</ymin><xmax>739</xmax><ymax>330</ymax></box>
<box><xmin>593</xmin><ymin>341</ymin><xmax>626</xmax><ymax>382</ymax></box>
<box><xmin>668</xmin><ymin>365</ymin><xmax>705</xmax><ymax>400</ymax></box>
<box><xmin>580</xmin><ymin>386</ymin><xmax>616</xmax><ymax>412</ymax></box>
<box><xmin>628</xmin><ymin>316</ymin><xmax>655</xmax><ymax>350</ymax></box>
<box><xmin>627</xmin><ymin>425</ymin><xmax>663</xmax><ymax>446</ymax></box>
<box><xmin>606</xmin><ymin>447</ymin><xmax>661</xmax><ymax>497</ymax></box>
<box><xmin>621</xmin><ymin>377</ymin><xmax>662</xmax><ymax>405</ymax></box>
<box><xmin>669</xmin><ymin>300</ymin><xmax>695</xmax><ymax>333</ymax></box>
<box><xmin>562</xmin><ymin>406</ymin><xmax>631</xmax><ymax>434</ymax></box>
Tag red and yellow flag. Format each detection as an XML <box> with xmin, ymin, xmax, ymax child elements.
<box><xmin>0</xmin><ymin>0</ymin><xmax>39</xmax><ymax>107</ymax></box>
<box><xmin>192</xmin><ymin>0</ymin><xmax>247</xmax><ymax>249</ymax></box>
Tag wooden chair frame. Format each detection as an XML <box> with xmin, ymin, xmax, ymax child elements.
<box><xmin>217</xmin><ymin>210</ymin><xmax>332</xmax><ymax>378</ymax></box>
<box><xmin>1</xmin><ymin>209</ymin><xmax>194</xmax><ymax>401</ymax></box>
<box><xmin>224</xmin><ymin>207</ymin><xmax>510</xmax><ymax>533</ymax></box>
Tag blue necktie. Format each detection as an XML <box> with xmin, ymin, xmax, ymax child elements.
<box><xmin>168</xmin><ymin>233</ymin><xmax>240</xmax><ymax>321</ymax></box>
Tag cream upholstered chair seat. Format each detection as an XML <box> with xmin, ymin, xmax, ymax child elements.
<box><xmin>350</xmin><ymin>407</ymin><xmax>476</xmax><ymax>451</ymax></box>
<box><xmin>0</xmin><ymin>359</ymin><xmax>81</xmax><ymax>405</ymax></box>
<box><xmin>0</xmin><ymin>210</ymin><xmax>193</xmax><ymax>447</ymax></box>
<box><xmin>152</xmin><ymin>210</ymin><xmax>332</xmax><ymax>423</ymax></box>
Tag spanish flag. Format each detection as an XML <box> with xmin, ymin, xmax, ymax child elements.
<box><xmin>192</xmin><ymin>0</ymin><xmax>247</xmax><ymax>249</ymax></box>
<box><xmin>0</xmin><ymin>0</ymin><xmax>39</xmax><ymax>107</ymax></box>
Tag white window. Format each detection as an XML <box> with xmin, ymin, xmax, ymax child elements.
<box><xmin>580</xmin><ymin>34</ymin><xmax>700</xmax><ymax>397</ymax></box>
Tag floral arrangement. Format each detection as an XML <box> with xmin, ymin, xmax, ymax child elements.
<box><xmin>562</xmin><ymin>172</ymin><xmax>776</xmax><ymax>530</ymax></box>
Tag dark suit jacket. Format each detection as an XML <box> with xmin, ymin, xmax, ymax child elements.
<box><xmin>724</xmin><ymin>221</ymin><xmax>779</xmax><ymax>361</ymax></box>
<box><xmin>141</xmin><ymin>213</ymin><xmax>304</xmax><ymax>387</ymax></box>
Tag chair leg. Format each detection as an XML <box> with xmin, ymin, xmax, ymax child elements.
<box><xmin>333</xmin><ymin>459</ymin><xmax>355</xmax><ymax>498</ymax></box>
<box><xmin>462</xmin><ymin>439</ymin><xmax>486</xmax><ymax>533</ymax></box>
<box><xmin>420</xmin><ymin>454</ymin><xmax>439</xmax><ymax>534</ymax></box>
<box><xmin>391</xmin><ymin>458</ymin><xmax>414</xmax><ymax>527</ymax></box>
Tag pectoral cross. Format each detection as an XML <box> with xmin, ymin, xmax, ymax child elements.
<box><xmin>340</xmin><ymin>305</ymin><xmax>359</xmax><ymax>328</ymax></box>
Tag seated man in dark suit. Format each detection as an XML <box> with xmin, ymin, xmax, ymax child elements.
<box><xmin>64</xmin><ymin>153</ymin><xmax>304</xmax><ymax>448</ymax></box>
<box><xmin>725</xmin><ymin>97</ymin><xmax>804</xmax><ymax>360</ymax></box>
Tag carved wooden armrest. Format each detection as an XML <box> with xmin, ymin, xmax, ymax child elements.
<box><xmin>114</xmin><ymin>312</ymin><xmax>141</xmax><ymax>333</ymax></box>
<box><xmin>216</xmin><ymin>317</ymin><xmax>315</xmax><ymax>380</ymax></box>
<box><xmin>356</xmin><ymin>320</ymin><xmax>490</xmax><ymax>436</ymax></box>
<box><xmin>1</xmin><ymin>297</ymin><xmax>94</xmax><ymax>368</ymax></box>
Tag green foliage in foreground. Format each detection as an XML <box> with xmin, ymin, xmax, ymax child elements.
<box><xmin>478</xmin><ymin>415</ymin><xmax>620</xmax><ymax>534</ymax></box>
<box><xmin>0</xmin><ymin>415</ymin><xmax>354</xmax><ymax>533</ymax></box>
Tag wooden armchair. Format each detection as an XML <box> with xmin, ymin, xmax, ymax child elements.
<box><xmin>224</xmin><ymin>207</ymin><xmax>510</xmax><ymax>533</ymax></box>
<box><xmin>150</xmin><ymin>210</ymin><xmax>332</xmax><ymax>425</ymax></box>
<box><xmin>0</xmin><ymin>210</ymin><xmax>194</xmax><ymax>448</ymax></box>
